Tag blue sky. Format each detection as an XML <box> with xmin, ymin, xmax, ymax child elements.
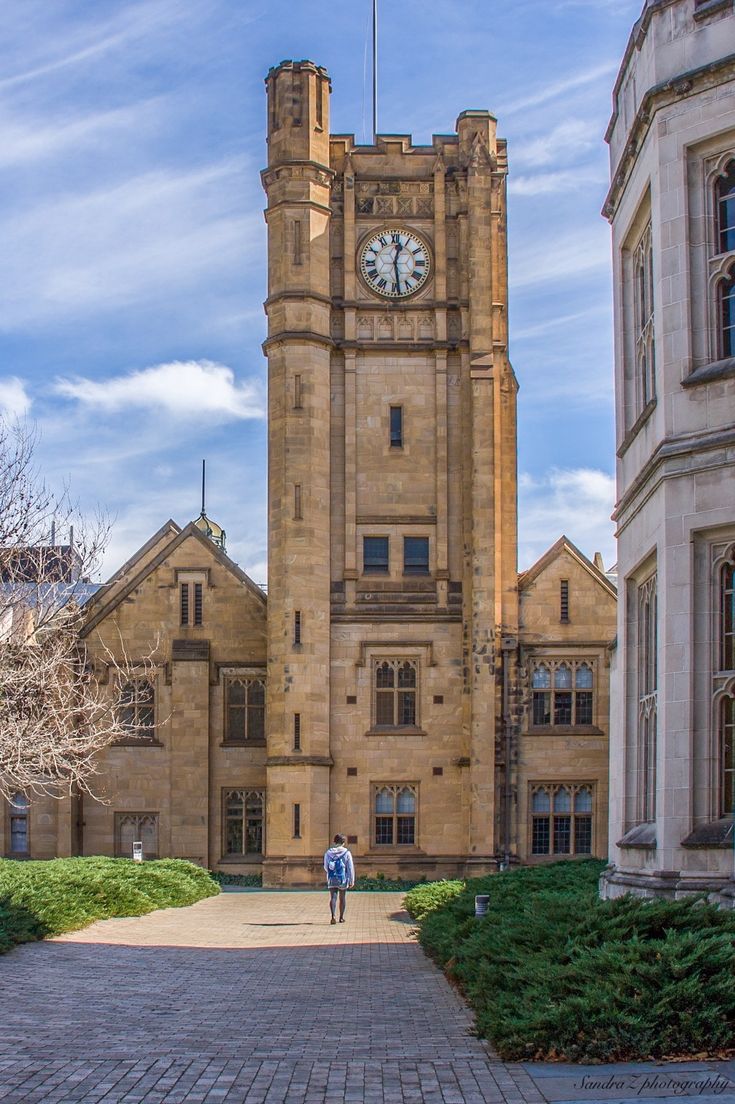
<box><xmin>0</xmin><ymin>0</ymin><xmax>642</xmax><ymax>583</ymax></box>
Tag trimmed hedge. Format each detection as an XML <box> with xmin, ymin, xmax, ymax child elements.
<box><xmin>405</xmin><ymin>879</ymin><xmax>464</xmax><ymax>920</ymax></box>
<box><xmin>414</xmin><ymin>860</ymin><xmax>735</xmax><ymax>1062</ymax></box>
<box><xmin>0</xmin><ymin>856</ymin><xmax>219</xmax><ymax>954</ymax></box>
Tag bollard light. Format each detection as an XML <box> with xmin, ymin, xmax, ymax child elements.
<box><xmin>474</xmin><ymin>893</ymin><xmax>490</xmax><ymax>917</ymax></box>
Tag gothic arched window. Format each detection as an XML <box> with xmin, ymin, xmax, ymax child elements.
<box><xmin>719</xmin><ymin>264</ymin><xmax>735</xmax><ymax>359</ymax></box>
<box><xmin>716</xmin><ymin>160</ymin><xmax>735</xmax><ymax>255</ymax></box>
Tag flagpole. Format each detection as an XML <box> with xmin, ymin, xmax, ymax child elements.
<box><xmin>372</xmin><ymin>0</ymin><xmax>378</xmax><ymax>143</ymax></box>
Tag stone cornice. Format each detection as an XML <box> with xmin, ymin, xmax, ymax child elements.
<box><xmin>260</xmin><ymin>160</ymin><xmax>334</xmax><ymax>191</ymax></box>
<box><xmin>266</xmin><ymin>755</ymin><xmax>333</xmax><ymax>767</ymax></box>
<box><xmin>262</xmin><ymin>331</ymin><xmax>334</xmax><ymax>354</ymax></box>
<box><xmin>613</xmin><ymin>424</ymin><xmax>735</xmax><ymax>523</ymax></box>
<box><xmin>603</xmin><ymin>52</ymin><xmax>735</xmax><ymax>221</ymax></box>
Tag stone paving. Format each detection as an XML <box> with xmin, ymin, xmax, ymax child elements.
<box><xmin>1</xmin><ymin>891</ymin><xmax>733</xmax><ymax>1103</ymax></box>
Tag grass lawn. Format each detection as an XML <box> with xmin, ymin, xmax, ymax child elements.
<box><xmin>0</xmin><ymin>856</ymin><xmax>219</xmax><ymax>954</ymax></box>
<box><xmin>406</xmin><ymin>861</ymin><xmax>735</xmax><ymax>1062</ymax></box>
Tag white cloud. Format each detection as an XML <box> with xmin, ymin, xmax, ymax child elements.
<box><xmin>518</xmin><ymin>467</ymin><xmax>616</xmax><ymax>571</ymax></box>
<box><xmin>509</xmin><ymin>168</ymin><xmax>607</xmax><ymax>197</ymax></box>
<box><xmin>0</xmin><ymin>376</ymin><xmax>31</xmax><ymax>417</ymax></box>
<box><xmin>510</xmin><ymin>225</ymin><xmax>611</xmax><ymax>289</ymax></box>
<box><xmin>55</xmin><ymin>360</ymin><xmax>264</xmax><ymax>422</ymax></box>
<box><xmin>512</xmin><ymin>119</ymin><xmax>599</xmax><ymax>169</ymax></box>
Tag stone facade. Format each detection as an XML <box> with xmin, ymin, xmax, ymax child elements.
<box><xmin>2</xmin><ymin>62</ymin><xmax>617</xmax><ymax>882</ymax></box>
<box><xmin>601</xmin><ymin>0</ymin><xmax>735</xmax><ymax>905</ymax></box>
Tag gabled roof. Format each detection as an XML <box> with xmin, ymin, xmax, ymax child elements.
<box><xmin>81</xmin><ymin>520</ymin><xmax>266</xmax><ymax>638</ymax></box>
<box><xmin>518</xmin><ymin>535</ymin><xmax>617</xmax><ymax>599</ymax></box>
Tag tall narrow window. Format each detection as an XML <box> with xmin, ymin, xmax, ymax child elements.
<box><xmin>316</xmin><ymin>81</ymin><xmax>323</xmax><ymax>128</ymax></box>
<box><xmin>720</xmin><ymin>696</ymin><xmax>735</xmax><ymax>818</ymax></box>
<box><xmin>294</xmin><ymin>484</ymin><xmax>303</xmax><ymax>520</ymax></box>
<box><xmin>180</xmin><ymin>583</ymin><xmax>189</xmax><ymax>626</ymax></box>
<box><xmin>638</xmin><ymin>574</ymin><xmax>658</xmax><ymax>823</ymax></box>
<box><xmin>193</xmin><ymin>582</ymin><xmax>203</xmax><ymax>626</ymax></box>
<box><xmin>294</xmin><ymin>373</ymin><xmax>303</xmax><ymax>409</ymax></box>
<box><xmin>294</xmin><ymin>610</ymin><xmax>302</xmax><ymax>645</ymax></box>
<box><xmin>363</xmin><ymin>536</ymin><xmax>389</xmax><ymax>574</ymax></box>
<box><xmin>719</xmin><ymin>266</ymin><xmax>735</xmax><ymax>359</ymax></box>
<box><xmin>293</xmin><ymin>803</ymin><xmax>301</xmax><ymax>838</ymax></box>
<box><xmin>374</xmin><ymin>659</ymin><xmax>418</xmax><ymax>727</ymax></box>
<box><xmin>634</xmin><ymin>222</ymin><xmax>655</xmax><ymax>411</ymax></box>
<box><xmin>118</xmin><ymin>680</ymin><xmax>156</xmax><ymax>743</ymax></box>
<box><xmin>390</xmin><ymin>406</ymin><xmax>403</xmax><ymax>448</ymax></box>
<box><xmin>180</xmin><ymin>580</ymin><xmax>204</xmax><ymax>626</ymax></box>
<box><xmin>293</xmin><ymin>712</ymin><xmax>301</xmax><ymax>751</ymax></box>
<box><xmin>224</xmin><ymin>790</ymin><xmax>264</xmax><ymax>856</ymax></box>
<box><xmin>293</xmin><ymin>219</ymin><xmax>303</xmax><ymax>265</ymax></box>
<box><xmin>404</xmin><ymin>537</ymin><xmax>429</xmax><ymax>575</ymax></box>
<box><xmin>716</xmin><ymin>160</ymin><xmax>735</xmax><ymax>255</ymax></box>
<box><xmin>8</xmin><ymin>793</ymin><xmax>29</xmax><ymax>855</ymax></box>
<box><xmin>374</xmin><ymin>784</ymin><xmax>417</xmax><ymax>846</ymax></box>
<box><xmin>560</xmin><ymin>580</ymin><xmax>570</xmax><ymax>623</ymax></box>
<box><xmin>721</xmin><ymin>558</ymin><xmax>735</xmax><ymax>672</ymax></box>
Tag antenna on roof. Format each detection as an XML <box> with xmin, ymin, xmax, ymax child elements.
<box><xmin>201</xmin><ymin>459</ymin><xmax>206</xmax><ymax>515</ymax></box>
<box><xmin>372</xmin><ymin>0</ymin><xmax>378</xmax><ymax>143</ymax></box>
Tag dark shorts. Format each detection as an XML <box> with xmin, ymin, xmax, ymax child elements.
<box><xmin>328</xmin><ymin>883</ymin><xmax>348</xmax><ymax>891</ymax></box>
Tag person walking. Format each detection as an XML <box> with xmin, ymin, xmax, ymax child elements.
<box><xmin>323</xmin><ymin>834</ymin><xmax>355</xmax><ymax>924</ymax></box>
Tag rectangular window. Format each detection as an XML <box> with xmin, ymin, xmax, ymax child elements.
<box><xmin>293</xmin><ymin>219</ymin><xmax>303</xmax><ymax>265</ymax></box>
<box><xmin>294</xmin><ymin>610</ymin><xmax>302</xmax><ymax>645</ymax></box>
<box><xmin>373</xmin><ymin>784</ymin><xmax>417</xmax><ymax>847</ymax></box>
<box><xmin>374</xmin><ymin>659</ymin><xmax>418</xmax><ymax>728</ymax></box>
<box><xmin>225</xmin><ymin>678</ymin><xmax>265</xmax><ymax>744</ymax></box>
<box><xmin>363</xmin><ymin>536</ymin><xmax>389</xmax><ymax>574</ymax></box>
<box><xmin>294</xmin><ymin>373</ymin><xmax>303</xmax><ymax>409</ymax></box>
<box><xmin>404</xmin><ymin>536</ymin><xmax>429</xmax><ymax>576</ymax></box>
<box><xmin>118</xmin><ymin>679</ymin><xmax>156</xmax><ymax>743</ymax></box>
<box><xmin>293</xmin><ymin>803</ymin><xmax>301</xmax><ymax>838</ymax></box>
<box><xmin>560</xmin><ymin>580</ymin><xmax>569</xmax><ymax>623</ymax></box>
<box><xmin>530</xmin><ymin>662</ymin><xmax>595</xmax><ymax>729</ymax></box>
<box><xmin>180</xmin><ymin>583</ymin><xmax>189</xmax><ymax>626</ymax></box>
<box><xmin>530</xmin><ymin>785</ymin><xmax>593</xmax><ymax>857</ymax></box>
<box><xmin>293</xmin><ymin>712</ymin><xmax>301</xmax><ymax>751</ymax></box>
<box><xmin>193</xmin><ymin>582</ymin><xmax>203</xmax><ymax>626</ymax></box>
<box><xmin>294</xmin><ymin>484</ymin><xmax>303</xmax><ymax>520</ymax></box>
<box><xmin>8</xmin><ymin>793</ymin><xmax>29</xmax><ymax>855</ymax></box>
<box><xmin>223</xmin><ymin>789</ymin><xmax>264</xmax><ymax>856</ymax></box>
<box><xmin>390</xmin><ymin>406</ymin><xmax>403</xmax><ymax>448</ymax></box>
<box><xmin>115</xmin><ymin>812</ymin><xmax>159</xmax><ymax>859</ymax></box>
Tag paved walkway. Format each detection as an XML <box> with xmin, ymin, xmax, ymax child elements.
<box><xmin>1</xmin><ymin>892</ymin><xmax>733</xmax><ymax>1103</ymax></box>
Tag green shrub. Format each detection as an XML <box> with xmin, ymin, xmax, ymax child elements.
<box><xmin>353</xmin><ymin>873</ymin><xmax>426</xmax><ymax>891</ymax></box>
<box><xmin>405</xmin><ymin>879</ymin><xmax>464</xmax><ymax>920</ymax></box>
<box><xmin>0</xmin><ymin>856</ymin><xmax>219</xmax><ymax>955</ymax></box>
<box><xmin>416</xmin><ymin>860</ymin><xmax>735</xmax><ymax>1062</ymax></box>
<box><xmin>210</xmin><ymin>871</ymin><xmax>263</xmax><ymax>887</ymax></box>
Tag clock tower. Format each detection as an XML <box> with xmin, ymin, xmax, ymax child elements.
<box><xmin>262</xmin><ymin>59</ymin><xmax>519</xmax><ymax>885</ymax></box>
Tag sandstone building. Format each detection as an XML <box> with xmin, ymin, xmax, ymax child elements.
<box><xmin>601</xmin><ymin>0</ymin><xmax>735</xmax><ymax>906</ymax></box>
<box><xmin>2</xmin><ymin>63</ymin><xmax>617</xmax><ymax>883</ymax></box>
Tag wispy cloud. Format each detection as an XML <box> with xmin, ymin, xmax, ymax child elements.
<box><xmin>0</xmin><ymin>159</ymin><xmax>259</xmax><ymax>330</ymax></box>
<box><xmin>510</xmin><ymin>168</ymin><xmax>607</xmax><ymax>197</ymax></box>
<box><xmin>0</xmin><ymin>376</ymin><xmax>31</xmax><ymax>418</ymax></box>
<box><xmin>55</xmin><ymin>360</ymin><xmax>264</xmax><ymax>422</ymax></box>
<box><xmin>518</xmin><ymin>467</ymin><xmax>616</xmax><ymax>570</ymax></box>
<box><xmin>499</xmin><ymin>62</ymin><xmax>618</xmax><ymax>117</ymax></box>
<box><xmin>512</xmin><ymin>119</ymin><xmax>600</xmax><ymax>169</ymax></box>
<box><xmin>510</xmin><ymin>226</ymin><xmax>611</xmax><ymax>289</ymax></box>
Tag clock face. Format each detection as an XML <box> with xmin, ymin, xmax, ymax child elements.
<box><xmin>359</xmin><ymin>228</ymin><xmax>431</xmax><ymax>299</ymax></box>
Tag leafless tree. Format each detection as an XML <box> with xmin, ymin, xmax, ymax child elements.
<box><xmin>0</xmin><ymin>418</ymin><xmax>157</xmax><ymax>802</ymax></box>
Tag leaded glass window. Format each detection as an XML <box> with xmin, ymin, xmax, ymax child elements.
<box><xmin>118</xmin><ymin>680</ymin><xmax>156</xmax><ymax>742</ymax></box>
<box><xmin>530</xmin><ymin>661</ymin><xmax>595</xmax><ymax>728</ymax></box>
<box><xmin>716</xmin><ymin>160</ymin><xmax>735</xmax><ymax>255</ymax></box>
<box><xmin>638</xmin><ymin>575</ymin><xmax>657</xmax><ymax>823</ymax></box>
<box><xmin>8</xmin><ymin>793</ymin><xmax>29</xmax><ymax>855</ymax></box>
<box><xmin>374</xmin><ymin>659</ymin><xmax>418</xmax><ymax>728</ymax></box>
<box><xmin>373</xmin><ymin>784</ymin><xmax>417</xmax><ymax>846</ymax></box>
<box><xmin>225</xmin><ymin>678</ymin><xmax>266</xmax><ymax>744</ymax></box>
<box><xmin>224</xmin><ymin>789</ymin><xmax>264</xmax><ymax>856</ymax></box>
<box><xmin>530</xmin><ymin>784</ymin><xmax>594</xmax><ymax>857</ymax></box>
<box><xmin>634</xmin><ymin>222</ymin><xmax>656</xmax><ymax>412</ymax></box>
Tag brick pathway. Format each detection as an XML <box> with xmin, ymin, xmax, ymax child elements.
<box><xmin>2</xmin><ymin>891</ymin><xmax>733</xmax><ymax>1103</ymax></box>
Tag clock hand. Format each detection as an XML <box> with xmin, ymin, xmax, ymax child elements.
<box><xmin>393</xmin><ymin>243</ymin><xmax>401</xmax><ymax>294</ymax></box>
